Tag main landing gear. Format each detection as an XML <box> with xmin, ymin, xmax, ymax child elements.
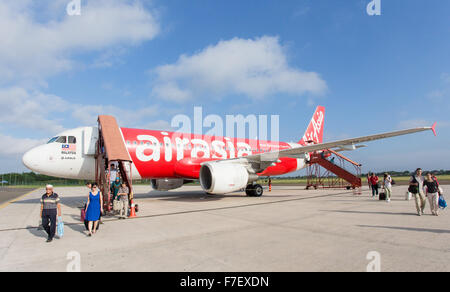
<box><xmin>245</xmin><ymin>184</ymin><xmax>263</xmax><ymax>197</ymax></box>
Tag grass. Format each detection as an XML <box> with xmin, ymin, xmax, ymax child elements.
<box><xmin>3</xmin><ymin>175</ymin><xmax>449</xmax><ymax>188</ymax></box>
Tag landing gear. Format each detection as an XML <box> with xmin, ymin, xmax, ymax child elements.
<box><xmin>245</xmin><ymin>184</ymin><xmax>263</xmax><ymax>197</ymax></box>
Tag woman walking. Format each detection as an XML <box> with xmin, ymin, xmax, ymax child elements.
<box><xmin>424</xmin><ymin>173</ymin><xmax>440</xmax><ymax>216</ymax></box>
<box><xmin>85</xmin><ymin>183</ymin><xmax>103</xmax><ymax>236</ymax></box>
<box><xmin>383</xmin><ymin>173</ymin><xmax>392</xmax><ymax>202</ymax></box>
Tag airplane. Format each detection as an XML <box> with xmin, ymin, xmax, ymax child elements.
<box><xmin>22</xmin><ymin>106</ymin><xmax>437</xmax><ymax>196</ymax></box>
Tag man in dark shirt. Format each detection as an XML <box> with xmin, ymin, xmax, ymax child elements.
<box><xmin>40</xmin><ymin>185</ymin><xmax>62</xmax><ymax>242</ymax></box>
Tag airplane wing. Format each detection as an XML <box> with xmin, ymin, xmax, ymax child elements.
<box><xmin>212</xmin><ymin>123</ymin><xmax>437</xmax><ymax>173</ymax></box>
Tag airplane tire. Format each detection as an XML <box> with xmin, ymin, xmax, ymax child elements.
<box><xmin>253</xmin><ymin>184</ymin><xmax>263</xmax><ymax>197</ymax></box>
<box><xmin>245</xmin><ymin>184</ymin><xmax>263</xmax><ymax>197</ymax></box>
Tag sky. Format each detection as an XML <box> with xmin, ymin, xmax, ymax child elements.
<box><xmin>0</xmin><ymin>0</ymin><xmax>449</xmax><ymax>174</ymax></box>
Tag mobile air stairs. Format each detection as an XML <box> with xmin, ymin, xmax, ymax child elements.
<box><xmin>95</xmin><ymin>115</ymin><xmax>136</xmax><ymax>217</ymax></box>
<box><xmin>306</xmin><ymin>149</ymin><xmax>362</xmax><ymax>194</ymax></box>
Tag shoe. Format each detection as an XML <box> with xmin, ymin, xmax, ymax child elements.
<box><xmin>46</xmin><ymin>238</ymin><xmax>53</xmax><ymax>243</ymax></box>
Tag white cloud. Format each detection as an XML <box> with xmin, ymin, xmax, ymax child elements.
<box><xmin>0</xmin><ymin>0</ymin><xmax>160</xmax><ymax>84</ymax></box>
<box><xmin>71</xmin><ymin>104</ymin><xmax>160</xmax><ymax>128</ymax></box>
<box><xmin>0</xmin><ymin>133</ymin><xmax>45</xmax><ymax>156</ymax></box>
<box><xmin>0</xmin><ymin>86</ymin><xmax>164</xmax><ymax>134</ymax></box>
<box><xmin>151</xmin><ymin>36</ymin><xmax>327</xmax><ymax>102</ymax></box>
<box><xmin>0</xmin><ymin>87</ymin><xmax>67</xmax><ymax>133</ymax></box>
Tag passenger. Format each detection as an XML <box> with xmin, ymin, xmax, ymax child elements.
<box><xmin>383</xmin><ymin>173</ymin><xmax>392</xmax><ymax>203</ymax></box>
<box><xmin>86</xmin><ymin>182</ymin><xmax>92</xmax><ymax>190</ymax></box>
<box><xmin>109</xmin><ymin>164</ymin><xmax>118</xmax><ymax>184</ymax></box>
<box><xmin>111</xmin><ymin>177</ymin><xmax>121</xmax><ymax>201</ymax></box>
<box><xmin>85</xmin><ymin>183</ymin><xmax>103</xmax><ymax>236</ymax></box>
<box><xmin>424</xmin><ymin>173</ymin><xmax>440</xmax><ymax>216</ymax></box>
<box><xmin>409</xmin><ymin>168</ymin><xmax>425</xmax><ymax>216</ymax></box>
<box><xmin>40</xmin><ymin>185</ymin><xmax>62</xmax><ymax>243</ymax></box>
<box><xmin>367</xmin><ymin>173</ymin><xmax>372</xmax><ymax>191</ymax></box>
<box><xmin>117</xmin><ymin>182</ymin><xmax>129</xmax><ymax>219</ymax></box>
<box><xmin>369</xmin><ymin>173</ymin><xmax>379</xmax><ymax>199</ymax></box>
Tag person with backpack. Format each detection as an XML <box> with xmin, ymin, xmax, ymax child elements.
<box><xmin>409</xmin><ymin>168</ymin><xmax>425</xmax><ymax>216</ymax></box>
<box><xmin>369</xmin><ymin>173</ymin><xmax>379</xmax><ymax>199</ymax></box>
<box><xmin>424</xmin><ymin>173</ymin><xmax>440</xmax><ymax>216</ymax></box>
<box><xmin>383</xmin><ymin>173</ymin><xmax>392</xmax><ymax>203</ymax></box>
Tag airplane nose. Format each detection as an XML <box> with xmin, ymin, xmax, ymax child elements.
<box><xmin>22</xmin><ymin>148</ymin><xmax>39</xmax><ymax>170</ymax></box>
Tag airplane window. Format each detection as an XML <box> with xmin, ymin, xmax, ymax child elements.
<box><xmin>68</xmin><ymin>136</ymin><xmax>77</xmax><ymax>144</ymax></box>
<box><xmin>55</xmin><ymin>136</ymin><xmax>67</xmax><ymax>143</ymax></box>
<box><xmin>47</xmin><ymin>137</ymin><xmax>58</xmax><ymax>144</ymax></box>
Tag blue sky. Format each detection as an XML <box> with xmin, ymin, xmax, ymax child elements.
<box><xmin>0</xmin><ymin>0</ymin><xmax>449</xmax><ymax>174</ymax></box>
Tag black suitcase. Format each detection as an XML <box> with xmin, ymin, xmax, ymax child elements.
<box><xmin>379</xmin><ymin>192</ymin><xmax>386</xmax><ymax>200</ymax></box>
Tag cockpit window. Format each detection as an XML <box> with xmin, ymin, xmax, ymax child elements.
<box><xmin>55</xmin><ymin>136</ymin><xmax>67</xmax><ymax>143</ymax></box>
<box><xmin>47</xmin><ymin>137</ymin><xmax>58</xmax><ymax>144</ymax></box>
<box><xmin>68</xmin><ymin>136</ymin><xmax>77</xmax><ymax>144</ymax></box>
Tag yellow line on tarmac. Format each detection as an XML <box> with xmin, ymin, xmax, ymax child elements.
<box><xmin>0</xmin><ymin>189</ymin><xmax>38</xmax><ymax>210</ymax></box>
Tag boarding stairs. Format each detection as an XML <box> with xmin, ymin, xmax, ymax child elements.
<box><xmin>95</xmin><ymin>115</ymin><xmax>134</xmax><ymax>213</ymax></box>
<box><xmin>306</xmin><ymin>149</ymin><xmax>362</xmax><ymax>192</ymax></box>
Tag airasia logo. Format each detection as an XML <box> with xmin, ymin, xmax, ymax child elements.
<box><xmin>134</xmin><ymin>133</ymin><xmax>259</xmax><ymax>163</ymax></box>
<box><xmin>303</xmin><ymin>110</ymin><xmax>324</xmax><ymax>144</ymax></box>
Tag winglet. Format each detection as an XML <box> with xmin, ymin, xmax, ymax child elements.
<box><xmin>431</xmin><ymin>122</ymin><xmax>437</xmax><ymax>136</ymax></box>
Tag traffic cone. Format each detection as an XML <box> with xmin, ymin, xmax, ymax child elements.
<box><xmin>129</xmin><ymin>199</ymin><xmax>137</xmax><ymax>218</ymax></box>
<box><xmin>269</xmin><ymin>182</ymin><xmax>272</xmax><ymax>192</ymax></box>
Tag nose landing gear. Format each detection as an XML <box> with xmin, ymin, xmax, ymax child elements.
<box><xmin>245</xmin><ymin>183</ymin><xmax>263</xmax><ymax>197</ymax></box>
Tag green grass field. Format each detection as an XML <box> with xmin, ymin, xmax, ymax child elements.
<box><xmin>2</xmin><ymin>175</ymin><xmax>450</xmax><ymax>189</ymax></box>
<box><xmin>257</xmin><ymin>175</ymin><xmax>450</xmax><ymax>185</ymax></box>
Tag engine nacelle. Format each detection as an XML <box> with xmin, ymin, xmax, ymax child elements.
<box><xmin>199</xmin><ymin>162</ymin><xmax>250</xmax><ymax>194</ymax></box>
<box><xmin>151</xmin><ymin>178</ymin><xmax>185</xmax><ymax>191</ymax></box>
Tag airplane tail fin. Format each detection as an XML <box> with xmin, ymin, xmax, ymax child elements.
<box><xmin>299</xmin><ymin>106</ymin><xmax>325</xmax><ymax>145</ymax></box>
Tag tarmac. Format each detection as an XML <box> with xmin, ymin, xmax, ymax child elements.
<box><xmin>0</xmin><ymin>184</ymin><xmax>449</xmax><ymax>272</ymax></box>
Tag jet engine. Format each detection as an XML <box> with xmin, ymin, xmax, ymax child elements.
<box><xmin>151</xmin><ymin>178</ymin><xmax>187</xmax><ymax>191</ymax></box>
<box><xmin>199</xmin><ymin>162</ymin><xmax>253</xmax><ymax>194</ymax></box>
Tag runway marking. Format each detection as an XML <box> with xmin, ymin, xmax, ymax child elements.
<box><xmin>0</xmin><ymin>188</ymin><xmax>37</xmax><ymax>211</ymax></box>
<box><xmin>0</xmin><ymin>190</ymin><xmax>352</xmax><ymax>233</ymax></box>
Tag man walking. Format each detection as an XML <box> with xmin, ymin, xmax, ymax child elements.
<box><xmin>369</xmin><ymin>173</ymin><xmax>379</xmax><ymax>199</ymax></box>
<box><xmin>40</xmin><ymin>185</ymin><xmax>62</xmax><ymax>242</ymax></box>
<box><xmin>117</xmin><ymin>182</ymin><xmax>129</xmax><ymax>219</ymax></box>
<box><xmin>409</xmin><ymin>168</ymin><xmax>425</xmax><ymax>216</ymax></box>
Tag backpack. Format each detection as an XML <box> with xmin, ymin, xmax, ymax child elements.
<box><xmin>408</xmin><ymin>175</ymin><xmax>419</xmax><ymax>194</ymax></box>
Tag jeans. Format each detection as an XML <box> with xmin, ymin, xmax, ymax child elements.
<box><xmin>371</xmin><ymin>184</ymin><xmax>379</xmax><ymax>197</ymax></box>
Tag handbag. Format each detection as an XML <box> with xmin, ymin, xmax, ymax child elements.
<box><xmin>81</xmin><ymin>209</ymin><xmax>86</xmax><ymax>222</ymax></box>
<box><xmin>405</xmin><ymin>191</ymin><xmax>412</xmax><ymax>201</ymax></box>
<box><xmin>113</xmin><ymin>199</ymin><xmax>121</xmax><ymax>211</ymax></box>
<box><xmin>439</xmin><ymin>195</ymin><xmax>447</xmax><ymax>209</ymax></box>
<box><xmin>57</xmin><ymin>216</ymin><xmax>64</xmax><ymax>238</ymax></box>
